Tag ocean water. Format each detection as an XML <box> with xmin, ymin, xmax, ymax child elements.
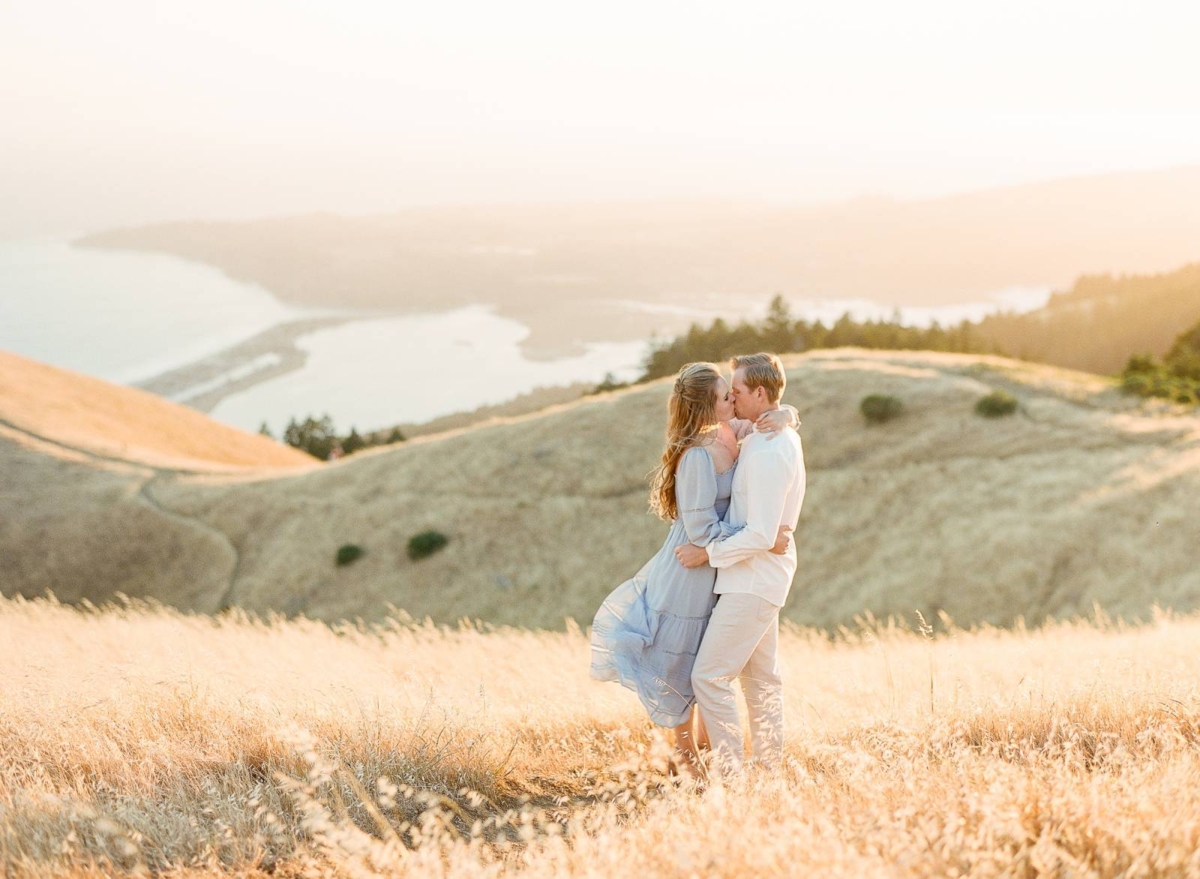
<box><xmin>209</xmin><ymin>307</ymin><xmax>647</xmax><ymax>434</ymax></box>
<box><xmin>0</xmin><ymin>237</ymin><xmax>314</xmax><ymax>383</ymax></box>
<box><xmin>0</xmin><ymin>238</ymin><xmax>646</xmax><ymax>433</ymax></box>
<box><xmin>1</xmin><ymin>237</ymin><xmax>1051</xmax><ymax>436</ymax></box>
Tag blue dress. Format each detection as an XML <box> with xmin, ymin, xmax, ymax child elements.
<box><xmin>590</xmin><ymin>446</ymin><xmax>738</xmax><ymax>727</ymax></box>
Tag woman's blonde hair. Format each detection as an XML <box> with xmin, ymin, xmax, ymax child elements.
<box><xmin>648</xmin><ymin>362</ymin><xmax>723</xmax><ymax>521</ymax></box>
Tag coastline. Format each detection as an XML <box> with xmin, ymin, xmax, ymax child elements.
<box><xmin>136</xmin><ymin>316</ymin><xmax>354</xmax><ymax>412</ymax></box>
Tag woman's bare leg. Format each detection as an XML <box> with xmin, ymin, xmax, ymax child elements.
<box><xmin>694</xmin><ymin>705</ymin><xmax>712</xmax><ymax>754</ymax></box>
<box><xmin>672</xmin><ymin>707</ymin><xmax>702</xmax><ymax>777</ymax></box>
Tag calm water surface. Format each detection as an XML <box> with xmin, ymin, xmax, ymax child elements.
<box><xmin>210</xmin><ymin>308</ymin><xmax>646</xmax><ymax>433</ymax></box>
<box><xmin>0</xmin><ymin>237</ymin><xmax>312</xmax><ymax>383</ymax></box>
<box><xmin>1</xmin><ymin>237</ymin><xmax>1050</xmax><ymax>435</ymax></box>
<box><xmin>0</xmin><ymin>238</ymin><xmax>646</xmax><ymax>433</ymax></box>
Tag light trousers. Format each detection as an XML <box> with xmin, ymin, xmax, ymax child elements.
<box><xmin>691</xmin><ymin>592</ymin><xmax>784</xmax><ymax>773</ymax></box>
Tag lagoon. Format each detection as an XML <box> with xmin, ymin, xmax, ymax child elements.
<box><xmin>0</xmin><ymin>238</ymin><xmax>646</xmax><ymax>433</ymax></box>
<box><xmin>209</xmin><ymin>307</ymin><xmax>647</xmax><ymax>434</ymax></box>
<box><xmin>0</xmin><ymin>237</ymin><xmax>312</xmax><ymax>384</ymax></box>
<box><xmin>0</xmin><ymin>237</ymin><xmax>1050</xmax><ymax>436</ymax></box>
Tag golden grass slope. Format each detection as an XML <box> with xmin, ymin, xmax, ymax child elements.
<box><xmin>0</xmin><ymin>350</ymin><xmax>313</xmax><ymax>471</ymax></box>
<box><xmin>5</xmin><ymin>595</ymin><xmax>1200</xmax><ymax>877</ymax></box>
<box><xmin>0</xmin><ymin>350</ymin><xmax>311</xmax><ymax>610</ymax></box>
<box><xmin>4</xmin><ymin>349</ymin><xmax>1200</xmax><ymax>628</ymax></box>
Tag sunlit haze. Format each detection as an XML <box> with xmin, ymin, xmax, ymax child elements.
<box><xmin>4</xmin><ymin>0</ymin><xmax>1200</xmax><ymax>236</ymax></box>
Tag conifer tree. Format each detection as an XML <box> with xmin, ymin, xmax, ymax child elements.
<box><xmin>342</xmin><ymin>427</ymin><xmax>366</xmax><ymax>456</ymax></box>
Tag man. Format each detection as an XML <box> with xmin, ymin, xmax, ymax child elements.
<box><xmin>675</xmin><ymin>352</ymin><xmax>806</xmax><ymax>773</ymax></box>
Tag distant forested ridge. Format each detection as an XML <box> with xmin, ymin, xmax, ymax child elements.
<box><xmin>972</xmin><ymin>264</ymin><xmax>1200</xmax><ymax>374</ymax></box>
<box><xmin>641</xmin><ymin>264</ymin><xmax>1200</xmax><ymax>381</ymax></box>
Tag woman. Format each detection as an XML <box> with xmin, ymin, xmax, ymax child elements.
<box><xmin>590</xmin><ymin>362</ymin><xmax>797</xmax><ymax>773</ymax></box>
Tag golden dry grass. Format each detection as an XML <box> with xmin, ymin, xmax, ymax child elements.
<box><xmin>0</xmin><ymin>351</ymin><xmax>313</xmax><ymax>471</ymax></box>
<box><xmin>5</xmin><ymin>594</ymin><xmax>1200</xmax><ymax>877</ymax></box>
<box><xmin>4</xmin><ymin>348</ymin><xmax>1199</xmax><ymax>629</ymax></box>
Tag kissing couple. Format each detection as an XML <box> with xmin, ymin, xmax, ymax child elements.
<box><xmin>591</xmin><ymin>352</ymin><xmax>807</xmax><ymax>778</ymax></box>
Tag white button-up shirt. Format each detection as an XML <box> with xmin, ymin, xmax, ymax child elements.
<box><xmin>707</xmin><ymin>424</ymin><xmax>806</xmax><ymax>607</ymax></box>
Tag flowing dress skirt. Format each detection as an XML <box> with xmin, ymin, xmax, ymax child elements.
<box><xmin>589</xmin><ymin>463</ymin><xmax>734</xmax><ymax>727</ymax></box>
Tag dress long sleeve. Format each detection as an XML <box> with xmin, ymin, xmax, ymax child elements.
<box><xmin>675</xmin><ymin>448</ymin><xmax>725</xmax><ymax>546</ymax></box>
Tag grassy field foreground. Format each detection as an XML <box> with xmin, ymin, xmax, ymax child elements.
<box><xmin>5</xmin><ymin>596</ymin><xmax>1200</xmax><ymax>878</ymax></box>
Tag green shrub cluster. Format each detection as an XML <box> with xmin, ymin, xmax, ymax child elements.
<box><xmin>335</xmin><ymin>544</ymin><xmax>365</xmax><ymax>567</ymax></box>
<box><xmin>1120</xmin><ymin>319</ymin><xmax>1200</xmax><ymax>406</ymax></box>
<box><xmin>975</xmin><ymin>390</ymin><xmax>1019</xmax><ymax>418</ymax></box>
<box><xmin>1122</xmin><ymin>363</ymin><xmax>1200</xmax><ymax>405</ymax></box>
<box><xmin>407</xmin><ymin>530</ymin><xmax>449</xmax><ymax>561</ymax></box>
<box><xmin>860</xmin><ymin>394</ymin><xmax>904</xmax><ymax>424</ymax></box>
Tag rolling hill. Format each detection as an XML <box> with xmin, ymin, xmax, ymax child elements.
<box><xmin>0</xmin><ymin>352</ymin><xmax>313</xmax><ymax>608</ymax></box>
<box><xmin>0</xmin><ymin>350</ymin><xmax>314</xmax><ymax>471</ymax></box>
<box><xmin>3</xmin><ymin>348</ymin><xmax>1199</xmax><ymax>629</ymax></box>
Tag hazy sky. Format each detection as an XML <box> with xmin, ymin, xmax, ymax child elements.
<box><xmin>4</xmin><ymin>0</ymin><xmax>1200</xmax><ymax>236</ymax></box>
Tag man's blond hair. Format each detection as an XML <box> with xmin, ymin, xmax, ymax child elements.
<box><xmin>730</xmin><ymin>352</ymin><xmax>786</xmax><ymax>403</ymax></box>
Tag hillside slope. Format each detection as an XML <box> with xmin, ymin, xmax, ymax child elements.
<box><xmin>0</xmin><ymin>351</ymin><xmax>312</xmax><ymax>609</ymax></box>
<box><xmin>3</xmin><ymin>350</ymin><xmax>1199</xmax><ymax>628</ymax></box>
<box><xmin>0</xmin><ymin>350</ymin><xmax>314</xmax><ymax>471</ymax></box>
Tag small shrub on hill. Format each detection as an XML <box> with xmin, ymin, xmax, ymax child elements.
<box><xmin>860</xmin><ymin>394</ymin><xmax>904</xmax><ymax>424</ymax></box>
<box><xmin>336</xmin><ymin>544</ymin><xmax>365</xmax><ymax>567</ymax></box>
<box><xmin>1166</xmin><ymin>322</ymin><xmax>1200</xmax><ymax>381</ymax></box>
<box><xmin>1121</xmin><ymin>371</ymin><xmax>1152</xmax><ymax>396</ymax></box>
<box><xmin>1119</xmin><ymin>326</ymin><xmax>1200</xmax><ymax>406</ymax></box>
<box><xmin>407</xmin><ymin>530</ymin><xmax>449</xmax><ymax>561</ymax></box>
<box><xmin>975</xmin><ymin>390</ymin><xmax>1018</xmax><ymax>418</ymax></box>
<box><xmin>1124</xmin><ymin>354</ymin><xmax>1157</xmax><ymax>375</ymax></box>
